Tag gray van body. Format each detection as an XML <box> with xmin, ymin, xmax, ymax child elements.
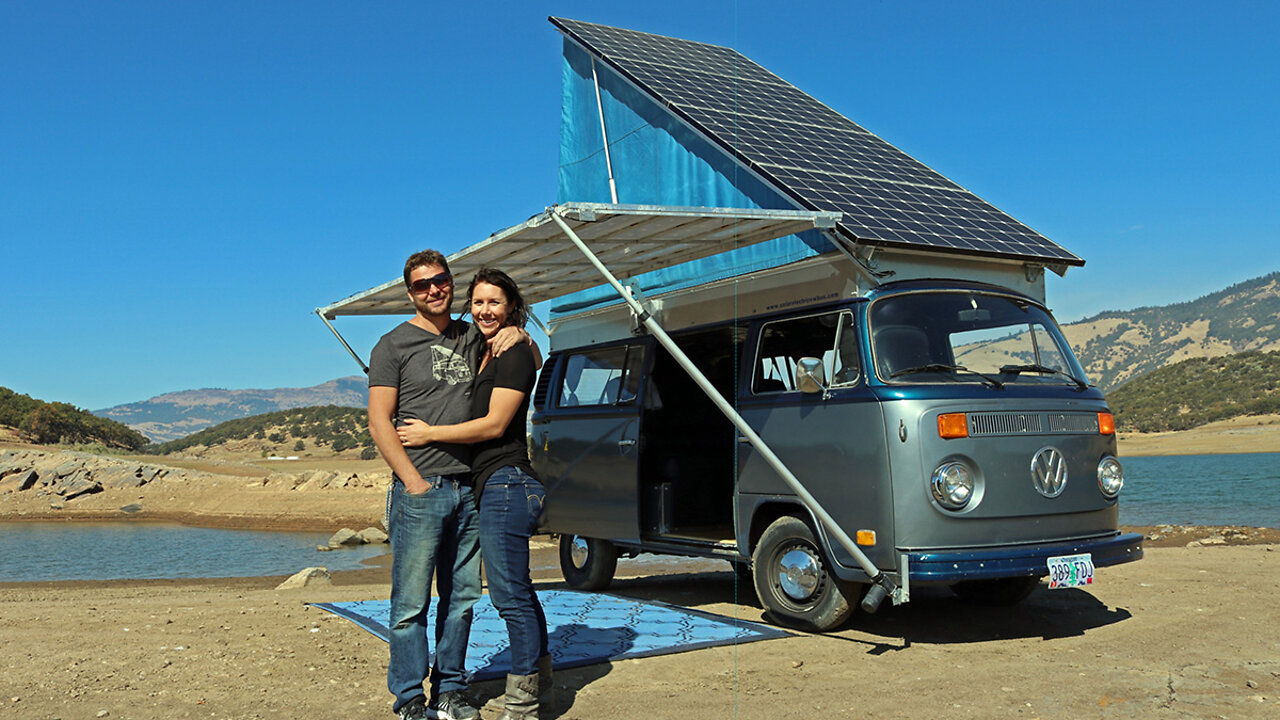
<box><xmin>530</xmin><ymin>254</ymin><xmax>1142</xmax><ymax>626</ymax></box>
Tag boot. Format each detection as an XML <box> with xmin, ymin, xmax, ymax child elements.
<box><xmin>537</xmin><ymin>654</ymin><xmax>554</xmax><ymax>705</ymax></box>
<box><xmin>495</xmin><ymin>672</ymin><xmax>539</xmax><ymax>720</ymax></box>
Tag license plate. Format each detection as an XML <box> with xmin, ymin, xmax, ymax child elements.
<box><xmin>1047</xmin><ymin>553</ymin><xmax>1094</xmax><ymax>589</ymax></box>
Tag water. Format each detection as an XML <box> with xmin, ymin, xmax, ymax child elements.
<box><xmin>1118</xmin><ymin>452</ymin><xmax>1280</xmax><ymax>528</ymax></box>
<box><xmin>1</xmin><ymin>453</ymin><xmax>1274</xmax><ymax>582</ymax></box>
<box><xmin>0</xmin><ymin>522</ymin><xmax>388</xmax><ymax>583</ymax></box>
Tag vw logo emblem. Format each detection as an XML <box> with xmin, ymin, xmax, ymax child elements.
<box><xmin>1031</xmin><ymin>446</ymin><xmax>1068</xmax><ymax>498</ymax></box>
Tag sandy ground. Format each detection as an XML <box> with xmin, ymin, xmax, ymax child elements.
<box><xmin>1</xmin><ymin>536</ymin><xmax>1278</xmax><ymax>720</ymax></box>
<box><xmin>2</xmin><ymin>421</ymin><xmax>1279</xmax><ymax>720</ymax></box>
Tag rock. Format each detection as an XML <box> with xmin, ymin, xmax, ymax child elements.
<box><xmin>326</xmin><ymin>528</ymin><xmax>361</xmax><ymax>548</ymax></box>
<box><xmin>0</xmin><ymin>469</ymin><xmax>38</xmax><ymax>494</ymax></box>
<box><xmin>51</xmin><ymin>460</ymin><xmax>82</xmax><ymax>479</ymax></box>
<box><xmin>119</xmin><ymin>503</ymin><xmax>143</xmax><ymax>514</ymax></box>
<box><xmin>56</xmin><ymin>470</ymin><xmax>103</xmax><ymax>500</ymax></box>
<box><xmin>301</xmin><ymin>470</ymin><xmax>340</xmax><ymax>491</ymax></box>
<box><xmin>276</xmin><ymin>567</ymin><xmax>331</xmax><ymax>589</ymax></box>
<box><xmin>356</xmin><ymin>527</ymin><xmax>388</xmax><ymax>544</ymax></box>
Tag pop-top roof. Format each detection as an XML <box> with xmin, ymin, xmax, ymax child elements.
<box><xmin>551</xmin><ymin>16</ymin><xmax>1082</xmax><ymax>269</ymax></box>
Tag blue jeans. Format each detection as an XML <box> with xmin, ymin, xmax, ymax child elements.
<box><xmin>479</xmin><ymin>466</ymin><xmax>549</xmax><ymax>676</ymax></box>
<box><xmin>387</xmin><ymin>475</ymin><xmax>481</xmax><ymax>712</ymax></box>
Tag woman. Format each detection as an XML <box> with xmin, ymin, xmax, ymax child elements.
<box><xmin>397</xmin><ymin>267</ymin><xmax>549</xmax><ymax>720</ymax></box>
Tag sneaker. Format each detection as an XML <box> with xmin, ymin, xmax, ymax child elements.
<box><xmin>397</xmin><ymin>697</ymin><xmax>429</xmax><ymax>720</ymax></box>
<box><xmin>430</xmin><ymin>690</ymin><xmax>481</xmax><ymax>720</ymax></box>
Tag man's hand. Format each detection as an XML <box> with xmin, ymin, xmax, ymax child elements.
<box><xmin>402</xmin><ymin>476</ymin><xmax>433</xmax><ymax>495</ymax></box>
<box><xmin>488</xmin><ymin>325</ymin><xmax>529</xmax><ymax>356</ymax></box>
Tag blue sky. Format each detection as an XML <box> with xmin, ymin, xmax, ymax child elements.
<box><xmin>3</xmin><ymin>1</ymin><xmax>1277</xmax><ymax>411</ymax></box>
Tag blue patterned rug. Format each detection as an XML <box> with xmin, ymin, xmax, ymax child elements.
<box><xmin>312</xmin><ymin>590</ymin><xmax>789</xmax><ymax>680</ymax></box>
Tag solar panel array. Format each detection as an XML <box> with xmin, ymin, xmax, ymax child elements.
<box><xmin>551</xmin><ymin>17</ymin><xmax>1082</xmax><ymax>266</ymax></box>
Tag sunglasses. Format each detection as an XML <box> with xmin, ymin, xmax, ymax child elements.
<box><xmin>409</xmin><ymin>273</ymin><xmax>453</xmax><ymax>294</ymax></box>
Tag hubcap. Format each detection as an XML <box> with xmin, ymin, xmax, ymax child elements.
<box><xmin>777</xmin><ymin>547</ymin><xmax>821</xmax><ymax>601</ymax></box>
<box><xmin>570</xmin><ymin>537</ymin><xmax>590</xmax><ymax>569</ymax></box>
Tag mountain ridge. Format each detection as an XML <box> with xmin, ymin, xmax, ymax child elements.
<box><xmin>87</xmin><ymin>270</ymin><xmax>1280</xmax><ymax>443</ymax></box>
<box><xmin>94</xmin><ymin>376</ymin><xmax>367</xmax><ymax>442</ymax></box>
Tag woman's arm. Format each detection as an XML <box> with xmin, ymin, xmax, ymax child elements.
<box><xmin>397</xmin><ymin>387</ymin><xmax>525</xmax><ymax>446</ymax></box>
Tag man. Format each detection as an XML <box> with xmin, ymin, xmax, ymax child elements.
<box><xmin>368</xmin><ymin>249</ymin><xmax>528</xmax><ymax>720</ymax></box>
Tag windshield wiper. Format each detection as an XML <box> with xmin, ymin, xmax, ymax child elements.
<box><xmin>999</xmin><ymin>364</ymin><xmax>1088</xmax><ymax>390</ymax></box>
<box><xmin>890</xmin><ymin>363</ymin><xmax>1004</xmax><ymax>389</ymax></box>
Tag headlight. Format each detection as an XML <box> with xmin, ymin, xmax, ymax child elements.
<box><xmin>1097</xmin><ymin>456</ymin><xmax>1124</xmax><ymax>498</ymax></box>
<box><xmin>931</xmin><ymin>461</ymin><xmax>974</xmax><ymax>510</ymax></box>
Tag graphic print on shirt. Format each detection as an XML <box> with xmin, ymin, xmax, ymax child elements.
<box><xmin>431</xmin><ymin>344</ymin><xmax>472</xmax><ymax>385</ymax></box>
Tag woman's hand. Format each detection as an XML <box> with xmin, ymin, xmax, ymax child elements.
<box><xmin>396</xmin><ymin>418</ymin><xmax>436</xmax><ymax>447</ymax></box>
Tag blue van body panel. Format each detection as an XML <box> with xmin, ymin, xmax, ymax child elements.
<box><xmin>906</xmin><ymin>531</ymin><xmax>1144</xmax><ymax>583</ymax></box>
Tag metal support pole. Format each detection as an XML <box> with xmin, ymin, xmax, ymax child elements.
<box><xmin>591</xmin><ymin>59</ymin><xmax>620</xmax><ymax>204</ymax></box>
<box><xmin>315</xmin><ymin>309</ymin><xmax>370</xmax><ymax>374</ymax></box>
<box><xmin>549</xmin><ymin>209</ymin><xmax>897</xmax><ymax>610</ymax></box>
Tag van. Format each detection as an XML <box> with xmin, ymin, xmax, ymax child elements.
<box><xmin>530</xmin><ymin>269</ymin><xmax>1143</xmax><ymax>632</ymax></box>
<box><xmin>318</xmin><ymin>203</ymin><xmax>1144</xmax><ymax>633</ymax></box>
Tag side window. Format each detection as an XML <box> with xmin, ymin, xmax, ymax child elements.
<box><xmin>753</xmin><ymin>311</ymin><xmax>858</xmax><ymax>393</ymax></box>
<box><xmin>556</xmin><ymin>345</ymin><xmax>642</xmax><ymax>407</ymax></box>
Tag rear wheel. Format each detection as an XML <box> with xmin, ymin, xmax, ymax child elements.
<box><xmin>558</xmin><ymin>534</ymin><xmax>618</xmax><ymax>591</ymax></box>
<box><xmin>949</xmin><ymin>576</ymin><xmax>1040</xmax><ymax>606</ymax></box>
<box><xmin>752</xmin><ymin>516</ymin><xmax>857</xmax><ymax>632</ymax></box>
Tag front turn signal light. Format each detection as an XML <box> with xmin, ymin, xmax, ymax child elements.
<box><xmin>937</xmin><ymin>413</ymin><xmax>969</xmax><ymax>439</ymax></box>
<box><xmin>1098</xmin><ymin>412</ymin><xmax>1115</xmax><ymax>435</ymax></box>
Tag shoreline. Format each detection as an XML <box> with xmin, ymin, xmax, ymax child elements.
<box><xmin>1</xmin><ymin>525</ymin><xmax>1276</xmax><ymax>590</ymax></box>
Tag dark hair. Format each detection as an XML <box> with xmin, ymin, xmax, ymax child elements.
<box><xmin>403</xmin><ymin>249</ymin><xmax>451</xmax><ymax>288</ymax></box>
<box><xmin>467</xmin><ymin>267</ymin><xmax>528</xmax><ymax>329</ymax></box>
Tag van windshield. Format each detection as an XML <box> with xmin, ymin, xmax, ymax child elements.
<box><xmin>868</xmin><ymin>290</ymin><xmax>1090</xmax><ymax>387</ymax></box>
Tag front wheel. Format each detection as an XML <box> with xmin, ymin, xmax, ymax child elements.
<box><xmin>558</xmin><ymin>534</ymin><xmax>618</xmax><ymax>591</ymax></box>
<box><xmin>752</xmin><ymin>515</ymin><xmax>858</xmax><ymax>632</ymax></box>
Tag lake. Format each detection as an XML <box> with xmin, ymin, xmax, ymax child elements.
<box><xmin>0</xmin><ymin>452</ymin><xmax>1274</xmax><ymax>583</ymax></box>
<box><xmin>0</xmin><ymin>522</ymin><xmax>387</xmax><ymax>583</ymax></box>
<box><xmin>1119</xmin><ymin>451</ymin><xmax>1280</xmax><ymax>527</ymax></box>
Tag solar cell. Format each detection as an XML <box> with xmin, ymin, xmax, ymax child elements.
<box><xmin>551</xmin><ymin>16</ymin><xmax>1082</xmax><ymax>267</ymax></box>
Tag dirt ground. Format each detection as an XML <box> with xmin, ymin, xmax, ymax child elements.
<box><xmin>1</xmin><ymin>536</ymin><xmax>1278</xmax><ymax>720</ymax></box>
<box><xmin>2</xmin><ymin>424</ymin><xmax>1279</xmax><ymax>720</ymax></box>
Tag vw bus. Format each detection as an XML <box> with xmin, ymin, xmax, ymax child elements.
<box><xmin>529</xmin><ymin>271</ymin><xmax>1142</xmax><ymax>632</ymax></box>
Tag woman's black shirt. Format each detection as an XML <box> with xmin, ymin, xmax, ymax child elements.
<box><xmin>469</xmin><ymin>342</ymin><xmax>540</xmax><ymax>500</ymax></box>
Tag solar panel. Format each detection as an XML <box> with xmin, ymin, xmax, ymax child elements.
<box><xmin>550</xmin><ymin>17</ymin><xmax>1082</xmax><ymax>267</ymax></box>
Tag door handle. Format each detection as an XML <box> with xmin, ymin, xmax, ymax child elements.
<box><xmin>617</xmin><ymin>439</ymin><xmax>636</xmax><ymax>447</ymax></box>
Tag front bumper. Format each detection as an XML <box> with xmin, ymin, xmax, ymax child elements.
<box><xmin>905</xmin><ymin>532</ymin><xmax>1144</xmax><ymax>583</ymax></box>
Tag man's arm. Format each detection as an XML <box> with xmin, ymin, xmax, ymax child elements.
<box><xmin>368</xmin><ymin>385</ymin><xmax>432</xmax><ymax>495</ymax></box>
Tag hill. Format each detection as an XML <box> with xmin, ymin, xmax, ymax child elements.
<box><xmin>95</xmin><ymin>376</ymin><xmax>367</xmax><ymax>442</ymax></box>
<box><xmin>1106</xmin><ymin>350</ymin><xmax>1280</xmax><ymax>432</ymax></box>
<box><xmin>147</xmin><ymin>404</ymin><xmax>375</xmax><ymax>459</ymax></box>
<box><xmin>0</xmin><ymin>387</ymin><xmax>149</xmax><ymax>450</ymax></box>
<box><xmin>1059</xmin><ymin>272</ymin><xmax>1280</xmax><ymax>391</ymax></box>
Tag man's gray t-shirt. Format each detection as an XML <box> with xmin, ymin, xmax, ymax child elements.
<box><xmin>368</xmin><ymin>320</ymin><xmax>484</xmax><ymax>478</ymax></box>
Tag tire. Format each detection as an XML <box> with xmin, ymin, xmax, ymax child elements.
<box><xmin>949</xmin><ymin>576</ymin><xmax>1040</xmax><ymax>606</ymax></box>
<box><xmin>752</xmin><ymin>515</ymin><xmax>857</xmax><ymax>632</ymax></box>
<box><xmin>558</xmin><ymin>534</ymin><xmax>618</xmax><ymax>591</ymax></box>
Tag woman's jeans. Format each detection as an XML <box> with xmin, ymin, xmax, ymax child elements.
<box><xmin>387</xmin><ymin>475</ymin><xmax>482</xmax><ymax>712</ymax></box>
<box><xmin>479</xmin><ymin>466</ymin><xmax>548</xmax><ymax>676</ymax></box>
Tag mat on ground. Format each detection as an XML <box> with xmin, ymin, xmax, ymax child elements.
<box><xmin>312</xmin><ymin>589</ymin><xmax>789</xmax><ymax>680</ymax></box>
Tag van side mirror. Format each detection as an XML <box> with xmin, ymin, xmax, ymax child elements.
<box><xmin>796</xmin><ymin>357</ymin><xmax>827</xmax><ymax>394</ymax></box>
